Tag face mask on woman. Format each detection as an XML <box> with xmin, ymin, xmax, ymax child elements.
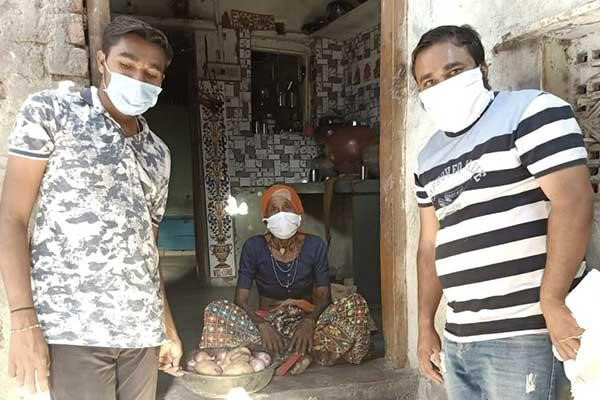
<box><xmin>263</xmin><ymin>212</ymin><xmax>301</xmax><ymax>240</ymax></box>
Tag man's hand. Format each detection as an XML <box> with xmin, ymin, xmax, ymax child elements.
<box><xmin>542</xmin><ymin>300</ymin><xmax>584</xmax><ymax>361</ymax></box>
<box><xmin>290</xmin><ymin>318</ymin><xmax>316</xmax><ymax>355</ymax></box>
<box><xmin>159</xmin><ymin>338</ymin><xmax>183</xmax><ymax>376</ymax></box>
<box><xmin>417</xmin><ymin>326</ymin><xmax>443</xmax><ymax>384</ymax></box>
<box><xmin>258</xmin><ymin>321</ymin><xmax>283</xmax><ymax>355</ymax></box>
<box><xmin>8</xmin><ymin>324</ymin><xmax>50</xmax><ymax>394</ymax></box>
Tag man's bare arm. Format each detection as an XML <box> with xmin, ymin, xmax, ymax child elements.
<box><xmin>416</xmin><ymin>205</ymin><xmax>444</xmax><ymax>384</ymax></box>
<box><xmin>153</xmin><ymin>226</ymin><xmax>179</xmax><ymax>342</ymax></box>
<box><xmin>538</xmin><ymin>165</ymin><xmax>594</xmax><ymax>360</ymax></box>
<box><xmin>0</xmin><ymin>155</ymin><xmax>50</xmax><ymax>393</ymax></box>
<box><xmin>0</xmin><ymin>156</ymin><xmax>46</xmax><ymax>314</ymax></box>
<box><xmin>417</xmin><ymin>206</ymin><xmax>442</xmax><ymax>331</ymax></box>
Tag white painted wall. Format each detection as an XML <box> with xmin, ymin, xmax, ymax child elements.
<box><xmin>403</xmin><ymin>0</ymin><xmax>594</xmax><ymax>369</ymax></box>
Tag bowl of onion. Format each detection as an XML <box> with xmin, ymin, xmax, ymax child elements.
<box><xmin>178</xmin><ymin>346</ymin><xmax>278</xmax><ymax>398</ymax></box>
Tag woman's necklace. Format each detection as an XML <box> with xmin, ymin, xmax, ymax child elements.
<box><xmin>270</xmin><ymin>254</ymin><xmax>298</xmax><ymax>289</ymax></box>
<box><xmin>272</xmin><ymin>256</ymin><xmax>296</xmax><ymax>273</ymax></box>
<box><xmin>272</xmin><ymin>236</ymin><xmax>295</xmax><ymax>257</ymax></box>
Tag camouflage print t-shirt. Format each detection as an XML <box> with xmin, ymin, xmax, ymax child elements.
<box><xmin>7</xmin><ymin>87</ymin><xmax>171</xmax><ymax>348</ymax></box>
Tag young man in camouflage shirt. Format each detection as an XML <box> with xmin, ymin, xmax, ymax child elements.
<box><xmin>0</xmin><ymin>16</ymin><xmax>182</xmax><ymax>399</ymax></box>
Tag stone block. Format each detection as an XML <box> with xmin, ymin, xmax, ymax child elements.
<box><xmin>67</xmin><ymin>14</ymin><xmax>85</xmax><ymax>46</ymax></box>
<box><xmin>45</xmin><ymin>44</ymin><xmax>88</xmax><ymax>77</ymax></box>
<box><xmin>69</xmin><ymin>0</ymin><xmax>84</xmax><ymax>13</ymax></box>
<box><xmin>16</xmin><ymin>3</ymin><xmax>52</xmax><ymax>44</ymax></box>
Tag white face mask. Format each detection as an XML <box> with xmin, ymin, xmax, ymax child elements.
<box><xmin>102</xmin><ymin>63</ymin><xmax>162</xmax><ymax>116</ymax></box>
<box><xmin>419</xmin><ymin>67</ymin><xmax>493</xmax><ymax>133</ymax></box>
<box><xmin>263</xmin><ymin>212</ymin><xmax>301</xmax><ymax>240</ymax></box>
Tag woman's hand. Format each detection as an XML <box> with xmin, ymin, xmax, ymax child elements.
<box><xmin>290</xmin><ymin>318</ymin><xmax>316</xmax><ymax>355</ymax></box>
<box><xmin>258</xmin><ymin>321</ymin><xmax>283</xmax><ymax>355</ymax></box>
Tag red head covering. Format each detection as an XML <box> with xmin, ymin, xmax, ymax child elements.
<box><xmin>260</xmin><ymin>184</ymin><xmax>304</xmax><ymax>218</ymax></box>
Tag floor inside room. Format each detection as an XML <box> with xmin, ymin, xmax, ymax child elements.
<box><xmin>157</xmin><ymin>256</ymin><xmax>410</xmax><ymax>400</ymax></box>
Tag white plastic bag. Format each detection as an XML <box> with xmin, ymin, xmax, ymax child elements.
<box><xmin>553</xmin><ymin>269</ymin><xmax>600</xmax><ymax>399</ymax></box>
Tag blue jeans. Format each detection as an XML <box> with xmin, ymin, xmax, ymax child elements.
<box><xmin>443</xmin><ymin>334</ymin><xmax>571</xmax><ymax>400</ymax></box>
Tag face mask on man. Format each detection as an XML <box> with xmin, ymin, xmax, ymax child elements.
<box><xmin>102</xmin><ymin>63</ymin><xmax>162</xmax><ymax>116</ymax></box>
<box><xmin>263</xmin><ymin>212</ymin><xmax>301</xmax><ymax>240</ymax></box>
<box><xmin>419</xmin><ymin>67</ymin><xmax>493</xmax><ymax>133</ymax></box>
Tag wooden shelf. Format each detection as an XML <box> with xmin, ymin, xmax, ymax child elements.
<box><xmin>311</xmin><ymin>0</ymin><xmax>381</xmax><ymax>41</ymax></box>
<box><xmin>290</xmin><ymin>179</ymin><xmax>380</xmax><ymax>194</ymax></box>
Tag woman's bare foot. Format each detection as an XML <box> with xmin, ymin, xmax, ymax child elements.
<box><xmin>290</xmin><ymin>355</ymin><xmax>312</xmax><ymax>375</ymax></box>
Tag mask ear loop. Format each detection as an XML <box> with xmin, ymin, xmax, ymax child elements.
<box><xmin>101</xmin><ymin>60</ymin><xmax>111</xmax><ymax>90</ymax></box>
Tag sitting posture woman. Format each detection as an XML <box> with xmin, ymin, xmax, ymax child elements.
<box><xmin>199</xmin><ymin>184</ymin><xmax>370</xmax><ymax>374</ymax></box>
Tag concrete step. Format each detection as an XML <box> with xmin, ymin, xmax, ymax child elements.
<box><xmin>158</xmin><ymin>358</ymin><xmax>447</xmax><ymax>400</ymax></box>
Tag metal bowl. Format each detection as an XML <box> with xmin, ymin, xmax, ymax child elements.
<box><xmin>178</xmin><ymin>348</ymin><xmax>278</xmax><ymax>399</ymax></box>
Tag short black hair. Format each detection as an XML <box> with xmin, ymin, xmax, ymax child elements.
<box><xmin>411</xmin><ymin>25</ymin><xmax>485</xmax><ymax>81</ymax></box>
<box><xmin>102</xmin><ymin>16</ymin><xmax>173</xmax><ymax>68</ymax></box>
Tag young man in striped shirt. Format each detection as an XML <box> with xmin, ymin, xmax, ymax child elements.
<box><xmin>412</xmin><ymin>25</ymin><xmax>594</xmax><ymax>399</ymax></box>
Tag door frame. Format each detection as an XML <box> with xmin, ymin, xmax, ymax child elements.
<box><xmin>379</xmin><ymin>0</ymin><xmax>409</xmax><ymax>368</ymax></box>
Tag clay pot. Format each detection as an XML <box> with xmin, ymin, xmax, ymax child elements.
<box><xmin>324</xmin><ymin>126</ymin><xmax>375</xmax><ymax>174</ymax></box>
<box><xmin>361</xmin><ymin>140</ymin><xmax>380</xmax><ymax>178</ymax></box>
<box><xmin>310</xmin><ymin>155</ymin><xmax>337</xmax><ymax>178</ymax></box>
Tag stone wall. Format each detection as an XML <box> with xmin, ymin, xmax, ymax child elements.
<box><xmin>564</xmin><ymin>31</ymin><xmax>600</xmax><ymax>270</ymax></box>
<box><xmin>0</xmin><ymin>0</ymin><xmax>89</xmax><ymax>397</ymax></box>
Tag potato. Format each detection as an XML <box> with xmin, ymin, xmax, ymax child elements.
<box><xmin>222</xmin><ymin>360</ymin><xmax>254</xmax><ymax>376</ymax></box>
<box><xmin>194</xmin><ymin>360</ymin><xmax>223</xmax><ymax>376</ymax></box>
<box><xmin>194</xmin><ymin>351</ymin><xmax>213</xmax><ymax>363</ymax></box>
<box><xmin>231</xmin><ymin>352</ymin><xmax>251</xmax><ymax>363</ymax></box>
<box><xmin>230</xmin><ymin>347</ymin><xmax>251</xmax><ymax>357</ymax></box>
<box><xmin>223</xmin><ymin>348</ymin><xmax>251</xmax><ymax>367</ymax></box>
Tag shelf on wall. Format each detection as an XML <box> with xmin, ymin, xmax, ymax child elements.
<box><xmin>290</xmin><ymin>179</ymin><xmax>380</xmax><ymax>194</ymax></box>
<box><xmin>310</xmin><ymin>0</ymin><xmax>381</xmax><ymax>41</ymax></box>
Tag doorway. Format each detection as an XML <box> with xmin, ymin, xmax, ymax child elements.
<box><xmin>143</xmin><ymin>30</ymin><xmax>208</xmax><ymax>282</ymax></box>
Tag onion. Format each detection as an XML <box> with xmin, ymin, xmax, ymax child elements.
<box><xmin>250</xmin><ymin>358</ymin><xmax>266</xmax><ymax>372</ymax></box>
<box><xmin>186</xmin><ymin>359</ymin><xmax>196</xmax><ymax>372</ymax></box>
<box><xmin>254</xmin><ymin>352</ymin><xmax>272</xmax><ymax>367</ymax></box>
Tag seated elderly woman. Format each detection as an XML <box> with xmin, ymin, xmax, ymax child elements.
<box><xmin>199</xmin><ymin>184</ymin><xmax>370</xmax><ymax>374</ymax></box>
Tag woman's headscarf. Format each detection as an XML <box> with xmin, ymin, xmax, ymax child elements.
<box><xmin>260</xmin><ymin>184</ymin><xmax>304</xmax><ymax>218</ymax></box>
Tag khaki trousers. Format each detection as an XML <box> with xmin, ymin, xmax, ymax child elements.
<box><xmin>49</xmin><ymin>345</ymin><xmax>159</xmax><ymax>400</ymax></box>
